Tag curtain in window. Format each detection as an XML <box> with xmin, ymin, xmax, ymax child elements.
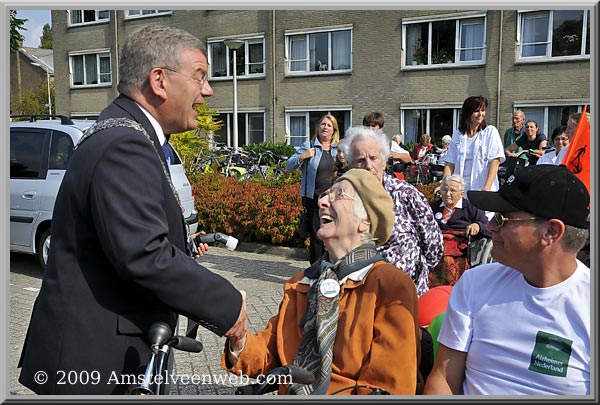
<box><xmin>522</xmin><ymin>13</ymin><xmax>549</xmax><ymax>57</ymax></box>
<box><xmin>332</xmin><ymin>30</ymin><xmax>351</xmax><ymax>70</ymax></box>
<box><xmin>289</xmin><ymin>36</ymin><xmax>307</xmax><ymax>72</ymax></box>
<box><xmin>211</xmin><ymin>43</ymin><xmax>227</xmax><ymax>77</ymax></box>
<box><xmin>248</xmin><ymin>113</ymin><xmax>264</xmax><ymax>144</ymax></box>
<box><xmin>70</xmin><ymin>10</ymin><xmax>82</xmax><ymax>24</ymax></box>
<box><xmin>72</xmin><ymin>55</ymin><xmax>84</xmax><ymax>85</ymax></box>
<box><xmin>248</xmin><ymin>42</ymin><xmax>263</xmax><ymax>74</ymax></box>
<box><xmin>85</xmin><ymin>55</ymin><xmax>98</xmax><ymax>85</ymax></box>
<box><xmin>99</xmin><ymin>55</ymin><xmax>111</xmax><ymax>83</ymax></box>
<box><xmin>460</xmin><ymin>19</ymin><xmax>483</xmax><ymax>61</ymax></box>
<box><xmin>404</xmin><ymin>110</ymin><xmax>420</xmax><ymax>144</ymax></box>
<box><xmin>290</xmin><ymin>116</ymin><xmax>306</xmax><ymax>146</ymax></box>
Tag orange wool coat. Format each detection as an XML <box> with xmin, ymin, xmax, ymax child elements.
<box><xmin>222</xmin><ymin>261</ymin><xmax>423</xmax><ymax>395</ymax></box>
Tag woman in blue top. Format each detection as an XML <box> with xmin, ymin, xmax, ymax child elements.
<box><xmin>286</xmin><ymin>114</ymin><xmax>339</xmax><ymax>263</ymax></box>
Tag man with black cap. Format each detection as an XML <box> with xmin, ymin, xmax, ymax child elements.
<box><xmin>424</xmin><ymin>165</ymin><xmax>590</xmax><ymax>395</ymax></box>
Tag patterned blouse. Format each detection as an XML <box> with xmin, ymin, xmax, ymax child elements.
<box><xmin>378</xmin><ymin>173</ymin><xmax>444</xmax><ymax>296</ymax></box>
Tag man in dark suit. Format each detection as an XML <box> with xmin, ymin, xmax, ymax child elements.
<box><xmin>18</xmin><ymin>25</ymin><xmax>247</xmax><ymax>394</ymax></box>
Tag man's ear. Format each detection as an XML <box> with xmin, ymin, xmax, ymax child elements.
<box><xmin>148</xmin><ymin>68</ymin><xmax>168</xmax><ymax>101</ymax></box>
<box><xmin>542</xmin><ymin>218</ymin><xmax>565</xmax><ymax>246</ymax></box>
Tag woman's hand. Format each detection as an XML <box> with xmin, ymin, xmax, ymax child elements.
<box><xmin>466</xmin><ymin>223</ymin><xmax>480</xmax><ymax>237</ymax></box>
<box><xmin>300</xmin><ymin>148</ymin><xmax>315</xmax><ymax>163</ymax></box>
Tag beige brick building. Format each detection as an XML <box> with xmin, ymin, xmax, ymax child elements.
<box><xmin>51</xmin><ymin>9</ymin><xmax>591</xmax><ymax>147</ymax></box>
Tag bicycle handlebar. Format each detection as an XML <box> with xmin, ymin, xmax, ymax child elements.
<box><xmin>234</xmin><ymin>365</ymin><xmax>315</xmax><ymax>395</ymax></box>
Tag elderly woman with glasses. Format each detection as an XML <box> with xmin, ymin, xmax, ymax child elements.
<box><xmin>341</xmin><ymin>126</ymin><xmax>443</xmax><ymax>297</ymax></box>
<box><xmin>429</xmin><ymin>174</ymin><xmax>491</xmax><ymax>288</ymax></box>
<box><xmin>222</xmin><ymin>169</ymin><xmax>423</xmax><ymax>395</ymax></box>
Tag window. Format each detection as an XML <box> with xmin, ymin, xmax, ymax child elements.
<box><xmin>285</xmin><ymin>28</ymin><xmax>352</xmax><ymax>75</ymax></box>
<box><xmin>285</xmin><ymin>110</ymin><xmax>351</xmax><ymax>147</ymax></box>
<box><xmin>10</xmin><ymin>129</ymin><xmax>48</xmax><ymax>179</ymax></box>
<box><xmin>517</xmin><ymin>10</ymin><xmax>590</xmax><ymax>60</ymax></box>
<box><xmin>70</xmin><ymin>51</ymin><xmax>112</xmax><ymax>87</ymax></box>
<box><xmin>68</xmin><ymin>10</ymin><xmax>110</xmax><ymax>26</ymax></box>
<box><xmin>49</xmin><ymin>132</ymin><xmax>75</xmax><ymax>170</ymax></box>
<box><xmin>125</xmin><ymin>10</ymin><xmax>172</xmax><ymax>19</ymax></box>
<box><xmin>401</xmin><ymin>107</ymin><xmax>460</xmax><ymax>145</ymax></box>
<box><xmin>515</xmin><ymin>104</ymin><xmax>589</xmax><ymax>135</ymax></box>
<box><xmin>403</xmin><ymin>15</ymin><xmax>486</xmax><ymax>67</ymax></box>
<box><xmin>208</xmin><ymin>37</ymin><xmax>265</xmax><ymax>79</ymax></box>
<box><xmin>213</xmin><ymin>112</ymin><xmax>265</xmax><ymax>147</ymax></box>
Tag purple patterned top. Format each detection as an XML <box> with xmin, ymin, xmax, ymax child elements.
<box><xmin>378</xmin><ymin>173</ymin><xmax>443</xmax><ymax>296</ymax></box>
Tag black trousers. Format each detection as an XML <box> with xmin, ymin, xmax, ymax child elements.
<box><xmin>305</xmin><ymin>197</ymin><xmax>325</xmax><ymax>264</ymax></box>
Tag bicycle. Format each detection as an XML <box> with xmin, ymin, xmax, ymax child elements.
<box><xmin>129</xmin><ymin>322</ymin><xmax>204</xmax><ymax>395</ymax></box>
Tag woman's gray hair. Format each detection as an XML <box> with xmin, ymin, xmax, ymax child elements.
<box><xmin>392</xmin><ymin>134</ymin><xmax>404</xmax><ymax>142</ymax></box>
<box><xmin>441</xmin><ymin>135</ymin><xmax>452</xmax><ymax>145</ymax></box>
<box><xmin>441</xmin><ymin>174</ymin><xmax>466</xmax><ymax>191</ymax></box>
<box><xmin>343</xmin><ymin>126</ymin><xmax>391</xmax><ymax>165</ymax></box>
<box><xmin>117</xmin><ymin>25</ymin><xmax>206</xmax><ymax>96</ymax></box>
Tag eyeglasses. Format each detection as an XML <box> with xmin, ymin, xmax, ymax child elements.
<box><xmin>159</xmin><ymin>67</ymin><xmax>209</xmax><ymax>88</ymax></box>
<box><xmin>439</xmin><ymin>188</ymin><xmax>462</xmax><ymax>195</ymax></box>
<box><xmin>492</xmin><ymin>212</ymin><xmax>539</xmax><ymax>228</ymax></box>
<box><xmin>319</xmin><ymin>187</ymin><xmax>357</xmax><ymax>202</ymax></box>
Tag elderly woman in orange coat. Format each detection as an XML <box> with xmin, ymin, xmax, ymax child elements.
<box><xmin>222</xmin><ymin>169</ymin><xmax>422</xmax><ymax>395</ymax></box>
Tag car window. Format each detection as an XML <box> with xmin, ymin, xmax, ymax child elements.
<box><xmin>10</xmin><ymin>129</ymin><xmax>49</xmax><ymax>179</ymax></box>
<box><xmin>49</xmin><ymin>131</ymin><xmax>75</xmax><ymax>170</ymax></box>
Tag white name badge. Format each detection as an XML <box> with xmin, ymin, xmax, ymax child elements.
<box><xmin>435</xmin><ymin>212</ymin><xmax>443</xmax><ymax>220</ymax></box>
<box><xmin>320</xmin><ymin>279</ymin><xmax>340</xmax><ymax>298</ymax></box>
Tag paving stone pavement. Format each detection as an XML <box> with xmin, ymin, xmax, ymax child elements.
<box><xmin>9</xmin><ymin>244</ymin><xmax>309</xmax><ymax>397</ymax></box>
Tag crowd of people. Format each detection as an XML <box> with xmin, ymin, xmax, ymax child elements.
<box><xmin>17</xmin><ymin>24</ymin><xmax>590</xmax><ymax>397</ymax></box>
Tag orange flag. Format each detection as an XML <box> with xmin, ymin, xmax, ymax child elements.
<box><xmin>562</xmin><ymin>105</ymin><xmax>590</xmax><ymax>193</ymax></box>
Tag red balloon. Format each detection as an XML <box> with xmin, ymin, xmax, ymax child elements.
<box><xmin>418</xmin><ymin>286</ymin><xmax>453</xmax><ymax>327</ymax></box>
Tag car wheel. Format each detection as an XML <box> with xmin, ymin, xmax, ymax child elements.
<box><xmin>37</xmin><ymin>229</ymin><xmax>51</xmax><ymax>271</ymax></box>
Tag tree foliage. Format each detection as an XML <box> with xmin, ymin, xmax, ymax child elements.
<box><xmin>169</xmin><ymin>102</ymin><xmax>223</xmax><ymax>166</ymax></box>
<box><xmin>10</xmin><ymin>10</ymin><xmax>27</xmax><ymax>54</ymax></box>
<box><xmin>40</xmin><ymin>23</ymin><xmax>53</xmax><ymax>49</ymax></box>
<box><xmin>13</xmin><ymin>81</ymin><xmax>55</xmax><ymax>115</ymax></box>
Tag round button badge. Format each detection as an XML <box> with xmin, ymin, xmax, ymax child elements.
<box><xmin>320</xmin><ymin>279</ymin><xmax>340</xmax><ymax>298</ymax></box>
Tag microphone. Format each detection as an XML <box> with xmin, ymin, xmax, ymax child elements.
<box><xmin>194</xmin><ymin>232</ymin><xmax>238</xmax><ymax>251</ymax></box>
<box><xmin>148</xmin><ymin>322</ymin><xmax>173</xmax><ymax>351</ymax></box>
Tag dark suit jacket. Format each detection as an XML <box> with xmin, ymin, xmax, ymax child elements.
<box><xmin>18</xmin><ymin>95</ymin><xmax>242</xmax><ymax>394</ymax></box>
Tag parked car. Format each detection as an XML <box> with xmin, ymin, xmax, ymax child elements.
<box><xmin>9</xmin><ymin>115</ymin><xmax>197</xmax><ymax>270</ymax></box>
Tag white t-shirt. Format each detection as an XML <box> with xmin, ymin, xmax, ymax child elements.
<box><xmin>391</xmin><ymin>142</ymin><xmax>410</xmax><ymax>156</ymax></box>
<box><xmin>536</xmin><ymin>150</ymin><xmax>559</xmax><ymax>165</ymax></box>
<box><xmin>438</xmin><ymin>261</ymin><xmax>590</xmax><ymax>395</ymax></box>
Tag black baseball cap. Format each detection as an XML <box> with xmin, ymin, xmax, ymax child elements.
<box><xmin>468</xmin><ymin>165</ymin><xmax>589</xmax><ymax>229</ymax></box>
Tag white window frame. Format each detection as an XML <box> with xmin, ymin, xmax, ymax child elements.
<box><xmin>124</xmin><ymin>10</ymin><xmax>173</xmax><ymax>19</ymax></box>
<box><xmin>216</xmin><ymin>110</ymin><xmax>266</xmax><ymax>147</ymax></box>
<box><xmin>516</xmin><ymin>10</ymin><xmax>590</xmax><ymax>62</ymax></box>
<box><xmin>67</xmin><ymin>10</ymin><xmax>110</xmax><ymax>27</ymax></box>
<box><xmin>513</xmin><ymin>102</ymin><xmax>589</xmax><ymax>135</ymax></box>
<box><xmin>400</xmin><ymin>105</ymin><xmax>462</xmax><ymax>145</ymax></box>
<box><xmin>207</xmin><ymin>36</ymin><xmax>266</xmax><ymax>80</ymax></box>
<box><xmin>402</xmin><ymin>13</ymin><xmax>487</xmax><ymax>69</ymax></box>
<box><xmin>284</xmin><ymin>26</ymin><xmax>353</xmax><ymax>76</ymax></box>
<box><xmin>69</xmin><ymin>50</ymin><xmax>112</xmax><ymax>88</ymax></box>
<box><xmin>284</xmin><ymin>108</ymin><xmax>352</xmax><ymax>146</ymax></box>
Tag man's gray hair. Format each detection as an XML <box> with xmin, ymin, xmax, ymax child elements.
<box><xmin>344</xmin><ymin>126</ymin><xmax>391</xmax><ymax>165</ymax></box>
<box><xmin>441</xmin><ymin>135</ymin><xmax>452</xmax><ymax>145</ymax></box>
<box><xmin>441</xmin><ymin>174</ymin><xmax>466</xmax><ymax>192</ymax></box>
<box><xmin>561</xmin><ymin>225</ymin><xmax>589</xmax><ymax>253</ymax></box>
<box><xmin>117</xmin><ymin>24</ymin><xmax>206</xmax><ymax>96</ymax></box>
<box><xmin>392</xmin><ymin>134</ymin><xmax>404</xmax><ymax>142</ymax></box>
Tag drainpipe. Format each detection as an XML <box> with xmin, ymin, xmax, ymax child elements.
<box><xmin>114</xmin><ymin>10</ymin><xmax>119</xmax><ymax>97</ymax></box>
<box><xmin>272</xmin><ymin>10</ymin><xmax>277</xmax><ymax>142</ymax></box>
<box><xmin>496</xmin><ymin>10</ymin><xmax>503</xmax><ymax>129</ymax></box>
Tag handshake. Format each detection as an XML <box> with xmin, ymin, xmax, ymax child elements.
<box><xmin>188</xmin><ymin>232</ymin><xmax>239</xmax><ymax>256</ymax></box>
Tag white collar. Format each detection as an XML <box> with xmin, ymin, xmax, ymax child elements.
<box><xmin>135</xmin><ymin>102</ymin><xmax>166</xmax><ymax>146</ymax></box>
<box><xmin>440</xmin><ymin>198</ymin><xmax>464</xmax><ymax>209</ymax></box>
<box><xmin>299</xmin><ymin>263</ymin><xmax>374</xmax><ymax>286</ymax></box>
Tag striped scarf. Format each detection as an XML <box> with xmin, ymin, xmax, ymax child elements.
<box><xmin>288</xmin><ymin>243</ymin><xmax>382</xmax><ymax>395</ymax></box>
